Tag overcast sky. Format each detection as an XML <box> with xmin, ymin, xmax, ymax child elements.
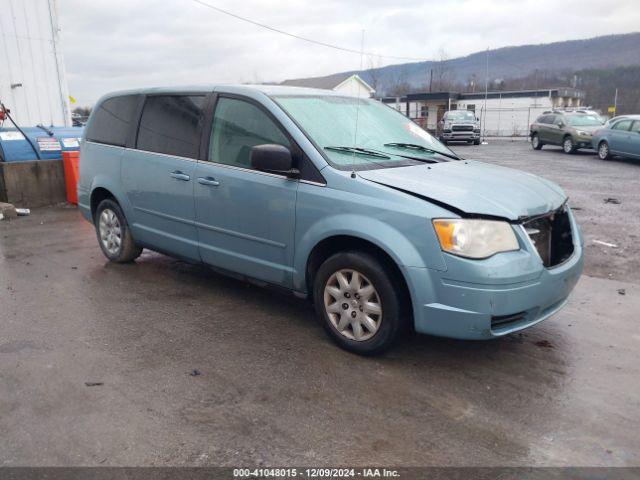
<box><xmin>58</xmin><ymin>0</ymin><xmax>640</xmax><ymax>106</ymax></box>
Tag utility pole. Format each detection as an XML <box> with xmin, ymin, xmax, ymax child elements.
<box><xmin>482</xmin><ymin>47</ymin><xmax>489</xmax><ymax>145</ymax></box>
<box><xmin>613</xmin><ymin>88</ymin><xmax>618</xmax><ymax>116</ymax></box>
<box><xmin>429</xmin><ymin>69</ymin><xmax>433</xmax><ymax>93</ymax></box>
<box><xmin>533</xmin><ymin>68</ymin><xmax>538</xmax><ymax>107</ymax></box>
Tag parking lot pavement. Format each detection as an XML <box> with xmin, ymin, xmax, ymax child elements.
<box><xmin>1</xmin><ymin>141</ymin><xmax>639</xmax><ymax>467</ymax></box>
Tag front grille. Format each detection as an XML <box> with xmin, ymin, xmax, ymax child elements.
<box><xmin>523</xmin><ymin>206</ymin><xmax>574</xmax><ymax>267</ymax></box>
<box><xmin>491</xmin><ymin>312</ymin><xmax>527</xmax><ymax>329</ymax></box>
<box><xmin>452</xmin><ymin>125</ymin><xmax>474</xmax><ymax>131</ymax></box>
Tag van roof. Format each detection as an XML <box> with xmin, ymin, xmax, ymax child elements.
<box><xmin>99</xmin><ymin>84</ymin><xmax>351</xmax><ymax>100</ymax></box>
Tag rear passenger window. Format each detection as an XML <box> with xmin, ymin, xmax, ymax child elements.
<box><xmin>85</xmin><ymin>95</ymin><xmax>140</xmax><ymax>147</ymax></box>
<box><xmin>209</xmin><ymin>97</ymin><xmax>290</xmax><ymax>168</ymax></box>
<box><xmin>613</xmin><ymin>120</ymin><xmax>632</xmax><ymax>131</ymax></box>
<box><xmin>136</xmin><ymin>95</ymin><xmax>206</xmax><ymax>159</ymax></box>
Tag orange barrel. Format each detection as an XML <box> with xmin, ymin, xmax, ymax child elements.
<box><xmin>62</xmin><ymin>151</ymin><xmax>80</xmax><ymax>205</ymax></box>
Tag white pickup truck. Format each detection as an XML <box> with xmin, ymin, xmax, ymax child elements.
<box><xmin>438</xmin><ymin>110</ymin><xmax>481</xmax><ymax>145</ymax></box>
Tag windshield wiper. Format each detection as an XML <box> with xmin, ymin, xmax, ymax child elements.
<box><xmin>325</xmin><ymin>146</ymin><xmax>391</xmax><ymax>159</ymax></box>
<box><xmin>383</xmin><ymin>142</ymin><xmax>460</xmax><ymax>160</ymax></box>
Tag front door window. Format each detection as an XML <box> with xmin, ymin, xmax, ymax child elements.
<box><xmin>209</xmin><ymin>97</ymin><xmax>290</xmax><ymax>169</ymax></box>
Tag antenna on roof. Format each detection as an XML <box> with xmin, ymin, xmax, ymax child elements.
<box><xmin>351</xmin><ymin>29</ymin><xmax>365</xmax><ymax>179</ymax></box>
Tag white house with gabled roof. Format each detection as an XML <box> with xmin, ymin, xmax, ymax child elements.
<box><xmin>281</xmin><ymin>73</ymin><xmax>375</xmax><ymax>99</ymax></box>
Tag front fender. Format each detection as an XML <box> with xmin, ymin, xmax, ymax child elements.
<box><xmin>293</xmin><ymin>213</ymin><xmax>435</xmax><ymax>292</ymax></box>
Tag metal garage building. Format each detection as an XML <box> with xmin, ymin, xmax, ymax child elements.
<box><xmin>0</xmin><ymin>0</ymin><xmax>71</xmax><ymax>127</ymax></box>
<box><xmin>382</xmin><ymin>88</ymin><xmax>586</xmax><ymax>136</ymax></box>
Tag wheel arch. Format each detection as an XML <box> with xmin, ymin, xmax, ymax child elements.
<box><xmin>304</xmin><ymin>235</ymin><xmax>412</xmax><ymax>313</ymax></box>
<box><xmin>90</xmin><ymin>187</ymin><xmax>116</xmax><ymax>220</ymax></box>
<box><xmin>88</xmin><ymin>176</ymin><xmax>132</xmax><ymax>222</ymax></box>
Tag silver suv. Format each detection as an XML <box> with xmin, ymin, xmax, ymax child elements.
<box><xmin>438</xmin><ymin>110</ymin><xmax>481</xmax><ymax>145</ymax></box>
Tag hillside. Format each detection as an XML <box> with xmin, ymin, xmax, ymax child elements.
<box><xmin>283</xmin><ymin>33</ymin><xmax>640</xmax><ymax>96</ymax></box>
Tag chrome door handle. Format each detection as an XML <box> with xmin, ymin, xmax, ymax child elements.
<box><xmin>197</xmin><ymin>177</ymin><xmax>220</xmax><ymax>186</ymax></box>
<box><xmin>170</xmin><ymin>171</ymin><xmax>190</xmax><ymax>181</ymax></box>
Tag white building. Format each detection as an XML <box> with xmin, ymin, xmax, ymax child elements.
<box><xmin>281</xmin><ymin>73</ymin><xmax>375</xmax><ymax>99</ymax></box>
<box><xmin>382</xmin><ymin>88</ymin><xmax>586</xmax><ymax>136</ymax></box>
<box><xmin>0</xmin><ymin>0</ymin><xmax>72</xmax><ymax>127</ymax></box>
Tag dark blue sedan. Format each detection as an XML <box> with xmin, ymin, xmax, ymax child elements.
<box><xmin>592</xmin><ymin>115</ymin><xmax>640</xmax><ymax>160</ymax></box>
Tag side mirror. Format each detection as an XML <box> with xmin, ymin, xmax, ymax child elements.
<box><xmin>476</xmin><ymin>117</ymin><xmax>480</xmax><ymax>122</ymax></box>
<box><xmin>557</xmin><ymin>122</ymin><xmax>565</xmax><ymax>128</ymax></box>
<box><xmin>250</xmin><ymin>144</ymin><xmax>298</xmax><ymax>177</ymax></box>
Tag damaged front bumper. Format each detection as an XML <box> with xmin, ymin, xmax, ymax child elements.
<box><xmin>403</xmin><ymin>208</ymin><xmax>583</xmax><ymax>339</ymax></box>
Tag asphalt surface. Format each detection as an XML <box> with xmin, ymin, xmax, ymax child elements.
<box><xmin>1</xmin><ymin>140</ymin><xmax>639</xmax><ymax>467</ymax></box>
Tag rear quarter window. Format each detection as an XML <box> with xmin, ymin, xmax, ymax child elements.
<box><xmin>85</xmin><ymin>95</ymin><xmax>140</xmax><ymax>147</ymax></box>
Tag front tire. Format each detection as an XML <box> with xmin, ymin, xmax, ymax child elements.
<box><xmin>598</xmin><ymin>141</ymin><xmax>611</xmax><ymax>160</ymax></box>
<box><xmin>95</xmin><ymin>199</ymin><xmax>142</xmax><ymax>263</ymax></box>
<box><xmin>313</xmin><ymin>251</ymin><xmax>404</xmax><ymax>355</ymax></box>
<box><xmin>531</xmin><ymin>133</ymin><xmax>543</xmax><ymax>150</ymax></box>
<box><xmin>562</xmin><ymin>136</ymin><xmax>576</xmax><ymax>154</ymax></box>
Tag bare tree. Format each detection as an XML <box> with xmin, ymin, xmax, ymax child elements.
<box><xmin>388</xmin><ymin>65</ymin><xmax>411</xmax><ymax>96</ymax></box>
<box><xmin>432</xmin><ymin>48</ymin><xmax>455</xmax><ymax>91</ymax></box>
<box><xmin>72</xmin><ymin>106</ymin><xmax>91</xmax><ymax>117</ymax></box>
<box><xmin>466</xmin><ymin>73</ymin><xmax>478</xmax><ymax>92</ymax></box>
<box><xmin>366</xmin><ymin>55</ymin><xmax>383</xmax><ymax>97</ymax></box>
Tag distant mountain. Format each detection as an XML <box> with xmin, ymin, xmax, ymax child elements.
<box><xmin>283</xmin><ymin>33</ymin><xmax>640</xmax><ymax>96</ymax></box>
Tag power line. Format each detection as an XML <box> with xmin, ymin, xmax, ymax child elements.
<box><xmin>189</xmin><ymin>0</ymin><xmax>431</xmax><ymax>62</ymax></box>
<box><xmin>190</xmin><ymin>0</ymin><xmax>537</xmax><ymax>75</ymax></box>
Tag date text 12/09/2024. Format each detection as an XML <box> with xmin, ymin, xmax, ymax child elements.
<box><xmin>233</xmin><ymin>468</ymin><xmax>400</xmax><ymax>478</ymax></box>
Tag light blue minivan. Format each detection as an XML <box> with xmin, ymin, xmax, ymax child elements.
<box><xmin>78</xmin><ymin>85</ymin><xmax>583</xmax><ymax>354</ymax></box>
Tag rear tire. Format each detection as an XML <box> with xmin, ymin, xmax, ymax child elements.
<box><xmin>313</xmin><ymin>251</ymin><xmax>405</xmax><ymax>355</ymax></box>
<box><xmin>95</xmin><ymin>199</ymin><xmax>142</xmax><ymax>263</ymax></box>
<box><xmin>562</xmin><ymin>136</ymin><xmax>576</xmax><ymax>154</ymax></box>
<box><xmin>598</xmin><ymin>141</ymin><xmax>611</xmax><ymax>160</ymax></box>
<box><xmin>531</xmin><ymin>133</ymin><xmax>543</xmax><ymax>150</ymax></box>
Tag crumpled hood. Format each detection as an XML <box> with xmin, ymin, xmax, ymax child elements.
<box><xmin>359</xmin><ymin>160</ymin><xmax>567</xmax><ymax>220</ymax></box>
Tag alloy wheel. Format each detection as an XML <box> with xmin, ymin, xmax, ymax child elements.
<box><xmin>532</xmin><ymin>135</ymin><xmax>539</xmax><ymax>149</ymax></box>
<box><xmin>323</xmin><ymin>269</ymin><xmax>382</xmax><ymax>341</ymax></box>
<box><xmin>98</xmin><ymin>208</ymin><xmax>122</xmax><ymax>256</ymax></box>
<box><xmin>599</xmin><ymin>142</ymin><xmax>609</xmax><ymax>160</ymax></box>
<box><xmin>563</xmin><ymin>137</ymin><xmax>574</xmax><ymax>153</ymax></box>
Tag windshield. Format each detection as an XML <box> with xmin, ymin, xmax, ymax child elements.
<box><xmin>444</xmin><ymin>110</ymin><xmax>476</xmax><ymax>121</ymax></box>
<box><xmin>566</xmin><ymin>114</ymin><xmax>605</xmax><ymax>127</ymax></box>
<box><xmin>272</xmin><ymin>94</ymin><xmax>457</xmax><ymax>170</ymax></box>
